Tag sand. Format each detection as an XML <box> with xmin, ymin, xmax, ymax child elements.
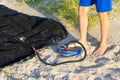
<box><xmin>0</xmin><ymin>0</ymin><xmax>120</xmax><ymax>80</ymax></box>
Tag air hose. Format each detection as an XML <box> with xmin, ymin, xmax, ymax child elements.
<box><xmin>32</xmin><ymin>41</ymin><xmax>87</xmax><ymax>66</ymax></box>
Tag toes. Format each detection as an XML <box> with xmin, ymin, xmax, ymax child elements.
<box><xmin>93</xmin><ymin>48</ymin><xmax>107</xmax><ymax>57</ymax></box>
<box><xmin>94</xmin><ymin>52</ymin><xmax>102</xmax><ymax>57</ymax></box>
<box><xmin>93</xmin><ymin>51</ymin><xmax>99</xmax><ymax>57</ymax></box>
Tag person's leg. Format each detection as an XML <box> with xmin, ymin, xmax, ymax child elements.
<box><xmin>93</xmin><ymin>12</ymin><xmax>109</xmax><ymax>57</ymax></box>
<box><xmin>93</xmin><ymin>0</ymin><xmax>112</xmax><ymax>57</ymax></box>
<box><xmin>68</xmin><ymin>6</ymin><xmax>89</xmax><ymax>48</ymax></box>
<box><xmin>69</xmin><ymin>0</ymin><xmax>91</xmax><ymax>48</ymax></box>
<box><xmin>78</xmin><ymin>0</ymin><xmax>94</xmax><ymax>46</ymax></box>
<box><xmin>79</xmin><ymin>6</ymin><xmax>89</xmax><ymax>45</ymax></box>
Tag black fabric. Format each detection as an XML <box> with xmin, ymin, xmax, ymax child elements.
<box><xmin>0</xmin><ymin>5</ymin><xmax>68</xmax><ymax>67</ymax></box>
<box><xmin>0</xmin><ymin>31</ymin><xmax>34</xmax><ymax>67</ymax></box>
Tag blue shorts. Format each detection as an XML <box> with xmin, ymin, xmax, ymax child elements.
<box><xmin>79</xmin><ymin>0</ymin><xmax>112</xmax><ymax>12</ymax></box>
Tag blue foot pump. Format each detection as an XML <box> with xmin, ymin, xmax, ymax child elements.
<box><xmin>33</xmin><ymin>41</ymin><xmax>87</xmax><ymax>66</ymax></box>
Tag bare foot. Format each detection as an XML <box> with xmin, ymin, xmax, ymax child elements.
<box><xmin>93</xmin><ymin>45</ymin><xmax>108</xmax><ymax>57</ymax></box>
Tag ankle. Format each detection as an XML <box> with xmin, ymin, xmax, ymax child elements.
<box><xmin>79</xmin><ymin>40</ymin><xmax>87</xmax><ymax>45</ymax></box>
<box><xmin>99</xmin><ymin>42</ymin><xmax>108</xmax><ymax>47</ymax></box>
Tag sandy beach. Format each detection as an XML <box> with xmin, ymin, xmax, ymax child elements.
<box><xmin>0</xmin><ymin>0</ymin><xmax>120</xmax><ymax>80</ymax></box>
